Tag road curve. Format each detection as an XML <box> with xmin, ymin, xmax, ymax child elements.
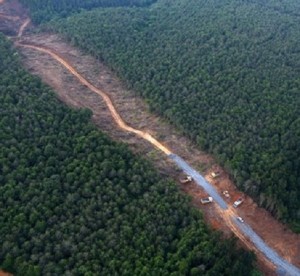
<box><xmin>17</xmin><ymin>42</ymin><xmax>172</xmax><ymax>155</ymax></box>
<box><xmin>18</xmin><ymin>18</ymin><xmax>30</xmax><ymax>37</ymax></box>
<box><xmin>17</xmin><ymin>40</ymin><xmax>300</xmax><ymax>276</ymax></box>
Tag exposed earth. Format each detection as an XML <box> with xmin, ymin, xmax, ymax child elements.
<box><xmin>0</xmin><ymin>272</ymin><xmax>11</xmax><ymax>276</ymax></box>
<box><xmin>17</xmin><ymin>33</ymin><xmax>300</xmax><ymax>276</ymax></box>
<box><xmin>1</xmin><ymin>1</ymin><xmax>299</xmax><ymax>275</ymax></box>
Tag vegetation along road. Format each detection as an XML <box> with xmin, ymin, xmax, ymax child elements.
<box><xmin>16</xmin><ymin>22</ymin><xmax>300</xmax><ymax>274</ymax></box>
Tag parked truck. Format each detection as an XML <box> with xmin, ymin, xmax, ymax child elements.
<box><xmin>211</xmin><ymin>171</ymin><xmax>220</xmax><ymax>178</ymax></box>
<box><xmin>201</xmin><ymin>197</ymin><xmax>213</xmax><ymax>204</ymax></box>
<box><xmin>233</xmin><ymin>198</ymin><xmax>244</xmax><ymax>208</ymax></box>
<box><xmin>180</xmin><ymin>175</ymin><xmax>193</xmax><ymax>184</ymax></box>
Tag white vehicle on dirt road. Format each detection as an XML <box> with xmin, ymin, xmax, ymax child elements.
<box><xmin>237</xmin><ymin>217</ymin><xmax>244</xmax><ymax>223</ymax></box>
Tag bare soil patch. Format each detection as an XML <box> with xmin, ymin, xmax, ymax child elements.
<box><xmin>17</xmin><ymin>33</ymin><xmax>300</xmax><ymax>275</ymax></box>
<box><xmin>1</xmin><ymin>1</ymin><xmax>299</xmax><ymax>274</ymax></box>
<box><xmin>0</xmin><ymin>0</ymin><xmax>29</xmax><ymax>35</ymax></box>
<box><xmin>0</xmin><ymin>271</ymin><xmax>11</xmax><ymax>276</ymax></box>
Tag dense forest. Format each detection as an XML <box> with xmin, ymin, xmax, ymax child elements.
<box><xmin>34</xmin><ymin>0</ymin><xmax>300</xmax><ymax>230</ymax></box>
<box><xmin>19</xmin><ymin>0</ymin><xmax>157</xmax><ymax>24</ymax></box>
<box><xmin>0</xmin><ymin>34</ymin><xmax>258</xmax><ymax>275</ymax></box>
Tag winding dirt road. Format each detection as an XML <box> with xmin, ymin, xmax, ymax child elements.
<box><xmin>17</xmin><ymin>42</ymin><xmax>172</xmax><ymax>155</ymax></box>
<box><xmin>17</xmin><ymin>40</ymin><xmax>297</xmax><ymax>274</ymax></box>
<box><xmin>0</xmin><ymin>1</ymin><xmax>297</xmax><ymax>272</ymax></box>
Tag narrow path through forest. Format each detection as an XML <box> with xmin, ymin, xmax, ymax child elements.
<box><xmin>2</xmin><ymin>3</ymin><xmax>298</xmax><ymax>274</ymax></box>
<box><xmin>17</xmin><ymin>18</ymin><xmax>29</xmax><ymax>37</ymax></box>
<box><xmin>16</xmin><ymin>39</ymin><xmax>300</xmax><ymax>276</ymax></box>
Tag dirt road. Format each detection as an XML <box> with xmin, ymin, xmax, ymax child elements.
<box><xmin>0</xmin><ymin>1</ymin><xmax>297</xmax><ymax>272</ymax></box>
<box><xmin>18</xmin><ymin>42</ymin><xmax>172</xmax><ymax>155</ymax></box>
<box><xmin>17</xmin><ymin>40</ymin><xmax>300</xmax><ymax>275</ymax></box>
<box><xmin>17</xmin><ymin>18</ymin><xmax>29</xmax><ymax>37</ymax></box>
<box><xmin>0</xmin><ymin>13</ymin><xmax>19</xmax><ymax>20</ymax></box>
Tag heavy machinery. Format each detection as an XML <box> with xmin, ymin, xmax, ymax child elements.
<box><xmin>211</xmin><ymin>171</ymin><xmax>220</xmax><ymax>178</ymax></box>
<box><xmin>200</xmin><ymin>197</ymin><xmax>213</xmax><ymax>204</ymax></box>
<box><xmin>233</xmin><ymin>198</ymin><xmax>244</xmax><ymax>208</ymax></box>
<box><xmin>180</xmin><ymin>175</ymin><xmax>193</xmax><ymax>184</ymax></box>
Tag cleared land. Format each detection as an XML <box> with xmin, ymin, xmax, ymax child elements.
<box><xmin>1</xmin><ymin>0</ymin><xmax>299</xmax><ymax>274</ymax></box>
<box><xmin>17</xmin><ymin>32</ymin><xmax>300</xmax><ymax>275</ymax></box>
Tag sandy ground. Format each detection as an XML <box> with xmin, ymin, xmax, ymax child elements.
<box><xmin>1</xmin><ymin>0</ymin><xmax>299</xmax><ymax>275</ymax></box>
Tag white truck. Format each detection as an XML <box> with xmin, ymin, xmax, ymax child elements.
<box><xmin>180</xmin><ymin>175</ymin><xmax>193</xmax><ymax>184</ymax></box>
<box><xmin>237</xmin><ymin>217</ymin><xmax>244</xmax><ymax>223</ymax></box>
<box><xmin>200</xmin><ymin>197</ymin><xmax>213</xmax><ymax>205</ymax></box>
<box><xmin>211</xmin><ymin>171</ymin><xmax>220</xmax><ymax>178</ymax></box>
<box><xmin>233</xmin><ymin>198</ymin><xmax>244</xmax><ymax>208</ymax></box>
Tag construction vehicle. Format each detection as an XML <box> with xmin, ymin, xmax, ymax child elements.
<box><xmin>200</xmin><ymin>197</ymin><xmax>213</xmax><ymax>204</ymax></box>
<box><xmin>180</xmin><ymin>175</ymin><xmax>193</xmax><ymax>184</ymax></box>
<box><xmin>211</xmin><ymin>171</ymin><xmax>220</xmax><ymax>178</ymax></box>
<box><xmin>237</xmin><ymin>217</ymin><xmax>244</xmax><ymax>223</ymax></box>
<box><xmin>233</xmin><ymin>198</ymin><xmax>244</xmax><ymax>208</ymax></box>
<box><xmin>223</xmin><ymin>190</ymin><xmax>230</xmax><ymax>198</ymax></box>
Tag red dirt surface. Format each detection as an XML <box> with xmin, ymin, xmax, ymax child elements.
<box><xmin>0</xmin><ymin>271</ymin><xmax>11</xmax><ymax>276</ymax></box>
<box><xmin>18</xmin><ymin>33</ymin><xmax>299</xmax><ymax>275</ymax></box>
<box><xmin>1</xmin><ymin>1</ymin><xmax>299</xmax><ymax>275</ymax></box>
<box><xmin>205</xmin><ymin>170</ymin><xmax>300</xmax><ymax>266</ymax></box>
<box><xmin>0</xmin><ymin>0</ymin><xmax>28</xmax><ymax>36</ymax></box>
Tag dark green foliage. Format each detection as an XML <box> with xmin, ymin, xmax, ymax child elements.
<box><xmin>19</xmin><ymin>0</ymin><xmax>157</xmax><ymax>23</ymax></box>
<box><xmin>0</xmin><ymin>34</ymin><xmax>257</xmax><ymax>275</ymax></box>
<box><xmin>46</xmin><ymin>0</ymin><xmax>300</xmax><ymax>228</ymax></box>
